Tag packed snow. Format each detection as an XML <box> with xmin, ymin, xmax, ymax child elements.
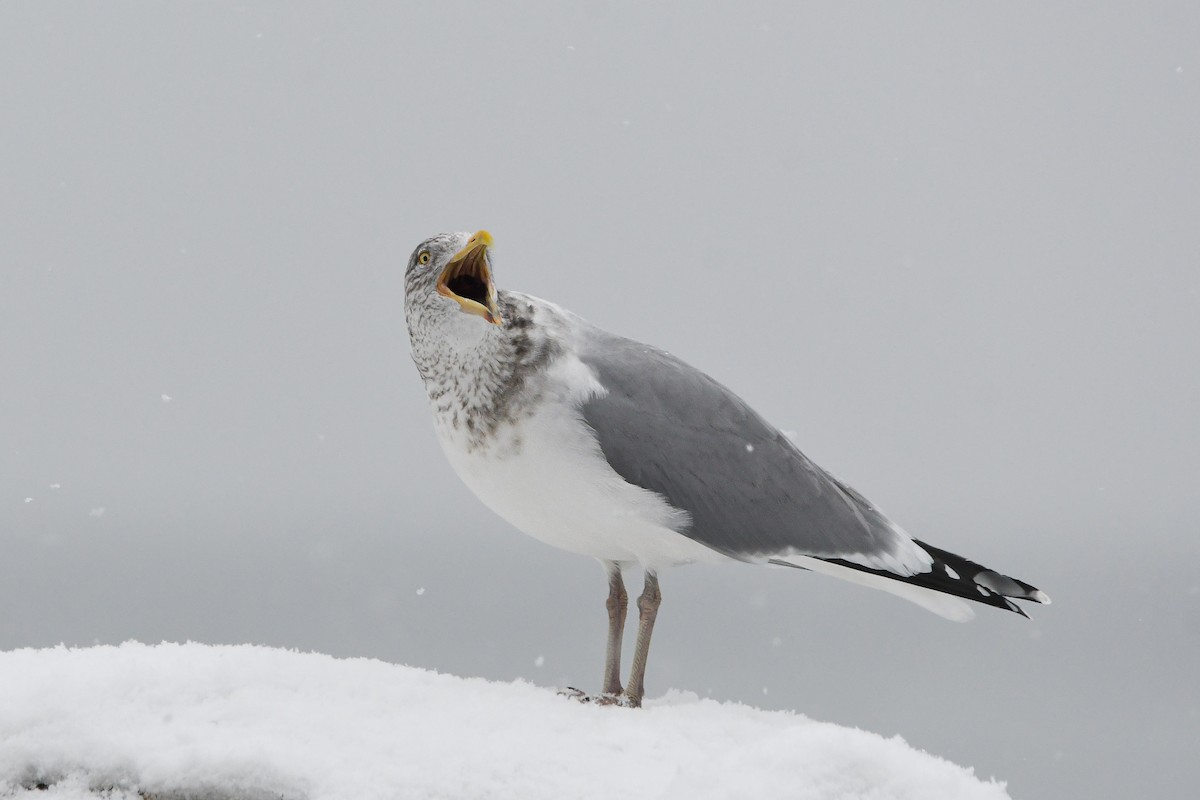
<box><xmin>0</xmin><ymin>643</ymin><xmax>1009</xmax><ymax>800</ymax></box>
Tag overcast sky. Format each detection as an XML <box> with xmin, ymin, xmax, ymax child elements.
<box><xmin>2</xmin><ymin>3</ymin><xmax>1198</xmax><ymax>799</ymax></box>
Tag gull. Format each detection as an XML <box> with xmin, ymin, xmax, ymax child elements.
<box><xmin>403</xmin><ymin>230</ymin><xmax>1049</xmax><ymax>708</ymax></box>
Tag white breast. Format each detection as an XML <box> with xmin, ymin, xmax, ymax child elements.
<box><xmin>432</xmin><ymin>354</ymin><xmax>729</xmax><ymax>570</ymax></box>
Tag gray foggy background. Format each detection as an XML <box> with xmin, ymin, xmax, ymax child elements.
<box><xmin>2</xmin><ymin>3</ymin><xmax>1197</xmax><ymax>798</ymax></box>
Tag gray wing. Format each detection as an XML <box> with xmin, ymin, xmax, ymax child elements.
<box><xmin>576</xmin><ymin>327</ymin><xmax>911</xmax><ymax>565</ymax></box>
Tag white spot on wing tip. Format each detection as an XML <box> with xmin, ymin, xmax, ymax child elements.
<box><xmin>1032</xmin><ymin>590</ymin><xmax>1051</xmax><ymax>605</ymax></box>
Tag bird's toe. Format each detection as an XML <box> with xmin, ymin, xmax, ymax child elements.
<box><xmin>556</xmin><ymin>687</ymin><xmax>637</xmax><ymax>706</ymax></box>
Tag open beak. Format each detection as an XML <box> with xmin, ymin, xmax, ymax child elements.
<box><xmin>437</xmin><ymin>230</ymin><xmax>503</xmax><ymax>325</ymax></box>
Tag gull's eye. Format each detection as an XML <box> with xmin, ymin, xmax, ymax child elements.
<box><xmin>418</xmin><ymin>251</ymin><xmax>431</xmax><ymax>265</ymax></box>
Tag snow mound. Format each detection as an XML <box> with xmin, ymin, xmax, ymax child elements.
<box><xmin>0</xmin><ymin>643</ymin><xmax>1008</xmax><ymax>800</ymax></box>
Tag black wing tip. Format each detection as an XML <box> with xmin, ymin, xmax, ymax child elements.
<box><xmin>996</xmin><ymin>592</ymin><xmax>1030</xmax><ymax>619</ymax></box>
<box><xmin>769</xmin><ymin>553</ymin><xmax>1046</xmax><ymax>618</ymax></box>
<box><xmin>913</xmin><ymin>539</ymin><xmax>1049</xmax><ymax>616</ymax></box>
<box><xmin>787</xmin><ymin>541</ymin><xmax>1048</xmax><ymax>618</ymax></box>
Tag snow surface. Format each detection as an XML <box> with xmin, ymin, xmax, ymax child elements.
<box><xmin>0</xmin><ymin>643</ymin><xmax>1009</xmax><ymax>800</ymax></box>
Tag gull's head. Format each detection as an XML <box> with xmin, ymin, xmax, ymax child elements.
<box><xmin>404</xmin><ymin>230</ymin><xmax>504</xmax><ymax>348</ymax></box>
